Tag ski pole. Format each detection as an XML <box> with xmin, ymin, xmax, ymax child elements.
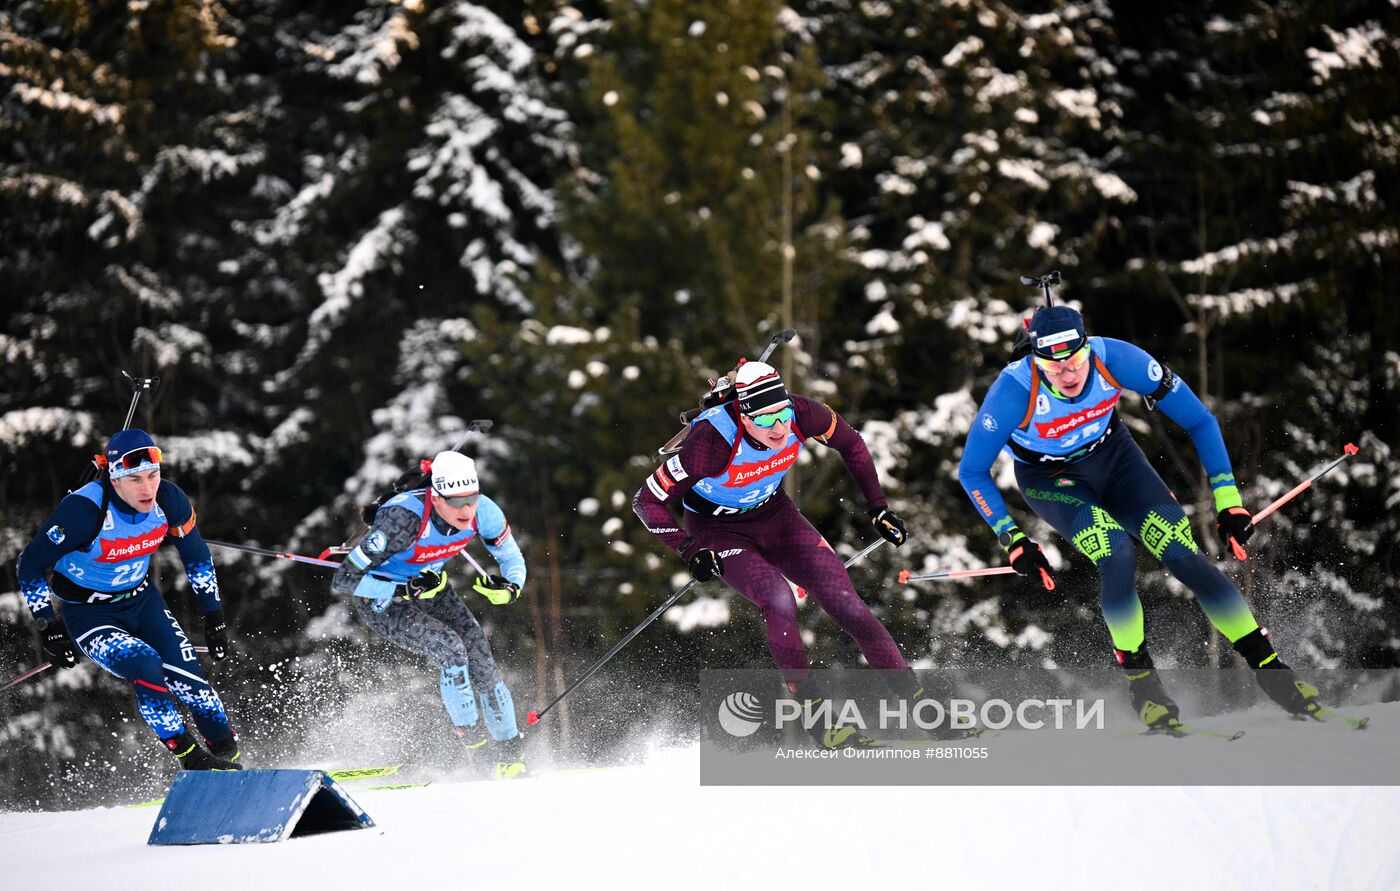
<box><xmin>0</xmin><ymin>663</ymin><xmax>52</xmax><ymax>692</ymax></box>
<box><xmin>206</xmin><ymin>538</ymin><xmax>346</xmax><ymax>570</ymax></box>
<box><xmin>1219</xmin><ymin>442</ymin><xmax>1361</xmax><ymax>561</ymax></box>
<box><xmin>459</xmin><ymin>549</ymin><xmax>490</xmax><ymax>578</ymax></box>
<box><xmin>457</xmin><ymin>546</ymin><xmax>532</xmax><ymax>606</ymax></box>
<box><xmin>3</xmin><ymin>647</ymin><xmax>207</xmax><ymax>693</ymax></box>
<box><xmin>841</xmin><ymin>537</ymin><xmax>889</xmax><ymax>568</ymax></box>
<box><xmin>527</xmin><ymin>537</ymin><xmax>888</xmax><ymax>726</ymax></box>
<box><xmin>899</xmin><ymin>562</ymin><xmax>1053</xmax><ymax>590</ymax></box>
<box><xmin>898</xmin><ymin>566</ymin><xmax>1020</xmax><ymax>584</ymax></box>
<box><xmin>458</xmin><ymin>547</ymin><xmax>518</xmax><ymax>595</ymax></box>
<box><xmin>204</xmin><ymin>538</ymin><xmax>399</xmax><ymax>585</ymax></box>
<box><xmin>1250</xmin><ymin>442</ymin><xmax>1360</xmax><ymax>525</ymax></box>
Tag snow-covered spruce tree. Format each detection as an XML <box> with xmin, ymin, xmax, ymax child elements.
<box><xmin>0</xmin><ymin>0</ymin><xmax>268</xmax><ymax>806</ymax></box>
<box><xmin>516</xmin><ymin>0</ymin><xmax>863</xmax><ymax>704</ymax></box>
<box><xmin>0</xmin><ymin>0</ymin><xmax>577</xmax><ymax>800</ymax></box>
<box><xmin>226</xmin><ymin>2</ymin><xmax>575</xmax><ymax>725</ymax></box>
<box><xmin>1113</xmin><ymin>0</ymin><xmax>1400</xmax><ymax>666</ymax></box>
<box><xmin>555</xmin><ymin>0</ymin><xmax>845</xmax><ymax>360</ymax></box>
<box><xmin>799</xmin><ymin>0</ymin><xmax>1137</xmax><ymax>668</ymax></box>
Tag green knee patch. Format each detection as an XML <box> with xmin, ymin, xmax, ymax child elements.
<box><xmin>1071</xmin><ymin>506</ymin><xmax>1124</xmax><ymax>563</ymax></box>
<box><xmin>1140</xmin><ymin>510</ymin><xmax>1198</xmax><ymax>559</ymax></box>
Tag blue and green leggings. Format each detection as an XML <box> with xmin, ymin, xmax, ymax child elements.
<box><xmin>1014</xmin><ymin>430</ymin><xmax>1259</xmax><ymax>654</ymax></box>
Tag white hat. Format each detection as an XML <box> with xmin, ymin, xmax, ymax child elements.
<box><xmin>430</xmin><ymin>451</ymin><xmax>479</xmax><ymax>497</ymax></box>
<box><xmin>733</xmin><ymin>360</ymin><xmax>789</xmax><ymax>415</ymax></box>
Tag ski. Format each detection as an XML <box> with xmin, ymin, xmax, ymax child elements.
<box><xmin>1143</xmin><ymin>721</ymin><xmax>1244</xmax><ymax>741</ymax></box>
<box><xmin>546</xmin><ymin>765</ymin><xmax>624</xmax><ymax>777</ymax></box>
<box><xmin>876</xmin><ymin>728</ymin><xmax>1005</xmax><ymax>746</ymax></box>
<box><xmin>1306</xmin><ymin>707</ymin><xmax>1369</xmax><ymax>730</ymax></box>
<box><xmin>124</xmin><ymin>764</ymin><xmax>405</xmax><ymax>808</ymax></box>
<box><xmin>126</xmin><ymin>797</ymin><xmax>167</xmax><ymax>809</ymax></box>
<box><xmin>465</xmin><ymin>763</ymin><xmax>627</xmax><ymax>783</ymax></box>
<box><xmin>327</xmin><ymin>765</ymin><xmax>403</xmax><ymax>782</ymax></box>
<box><xmin>126</xmin><ymin>761</ymin><xmax>626</xmax><ymax>805</ymax></box>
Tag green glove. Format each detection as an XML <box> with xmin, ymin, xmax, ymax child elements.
<box><xmin>472</xmin><ymin>573</ymin><xmax>520</xmax><ymax>605</ymax></box>
<box><xmin>404</xmin><ymin>569</ymin><xmax>449</xmax><ymax>601</ymax></box>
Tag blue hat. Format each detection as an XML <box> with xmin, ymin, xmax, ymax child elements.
<box><xmin>106</xmin><ymin>429</ymin><xmax>161</xmax><ymax>479</ymax></box>
<box><xmin>1027</xmin><ymin>305</ymin><xmax>1087</xmax><ymax>359</ymax></box>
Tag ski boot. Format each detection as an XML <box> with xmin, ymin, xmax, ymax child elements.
<box><xmin>454</xmin><ymin>726</ymin><xmax>491</xmax><ymax>753</ymax></box>
<box><xmin>165</xmin><ymin>729</ymin><xmax>240</xmax><ymax>771</ymax></box>
<box><xmin>1116</xmin><ymin>648</ymin><xmax>1182</xmax><ymax>732</ymax></box>
<box><xmin>813</xmin><ymin>723</ymin><xmax>885</xmax><ymax>750</ymax></box>
<box><xmin>789</xmin><ymin>680</ymin><xmax>885</xmax><ymax>750</ymax></box>
<box><xmin>929</xmin><ymin>721</ymin><xmax>988</xmax><ymax>741</ymax></box>
<box><xmin>1233</xmin><ymin>628</ymin><xmax>1322</xmax><ymax>719</ymax></box>
<box><xmin>491</xmin><ymin>734</ymin><xmax>529</xmax><ymax>781</ymax></box>
<box><xmin>877</xmin><ymin>671</ymin><xmax>978</xmax><ymax>741</ymax></box>
<box><xmin>896</xmin><ymin>672</ymin><xmax>985</xmax><ymax>741</ymax></box>
<box><xmin>208</xmin><ymin>734</ymin><xmax>242</xmax><ymax>766</ymax></box>
<box><xmin>452</xmin><ymin>726</ymin><xmax>498</xmax><ymax>778</ymax></box>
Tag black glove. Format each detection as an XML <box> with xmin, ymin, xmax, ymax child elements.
<box><xmin>1215</xmin><ymin>506</ymin><xmax>1254</xmax><ymax>560</ymax></box>
<box><xmin>203</xmin><ymin>610</ymin><xmax>230</xmax><ymax>662</ymax></box>
<box><xmin>870</xmin><ymin>507</ymin><xmax>908</xmax><ymax>547</ymax></box>
<box><xmin>472</xmin><ymin>573</ymin><xmax>520</xmax><ymax>605</ymax></box>
<box><xmin>38</xmin><ymin>618</ymin><xmax>79</xmax><ymax>669</ymax></box>
<box><xmin>404</xmin><ymin>568</ymin><xmax>449</xmax><ymax>601</ymax></box>
<box><xmin>1005</xmin><ymin>535</ymin><xmax>1055</xmax><ymax>591</ymax></box>
<box><xmin>687</xmin><ymin>548</ymin><xmax>724</xmax><ymax>582</ymax></box>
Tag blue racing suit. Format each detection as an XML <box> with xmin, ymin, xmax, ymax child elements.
<box><xmin>958</xmin><ymin>337</ymin><xmax>1260</xmax><ymax>654</ymax></box>
<box><xmin>16</xmin><ymin>479</ymin><xmax>234</xmax><ymax>744</ymax></box>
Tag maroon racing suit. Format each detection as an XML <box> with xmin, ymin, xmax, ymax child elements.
<box><xmin>633</xmin><ymin>394</ymin><xmax>908</xmax><ymax>684</ymax></box>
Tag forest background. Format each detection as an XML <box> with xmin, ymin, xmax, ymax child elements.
<box><xmin>2</xmin><ymin>0</ymin><xmax>1396</xmax><ymax>808</ymax></box>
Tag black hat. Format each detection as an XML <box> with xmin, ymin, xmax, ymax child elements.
<box><xmin>1027</xmin><ymin>306</ymin><xmax>1087</xmax><ymax>359</ymax></box>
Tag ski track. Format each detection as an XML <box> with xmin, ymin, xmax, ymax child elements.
<box><xmin>2</xmin><ymin>741</ymin><xmax>1399</xmax><ymax>890</ymax></box>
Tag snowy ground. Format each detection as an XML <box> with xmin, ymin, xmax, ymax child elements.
<box><xmin>3</xmin><ymin>741</ymin><xmax>1398</xmax><ymax>890</ymax></box>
